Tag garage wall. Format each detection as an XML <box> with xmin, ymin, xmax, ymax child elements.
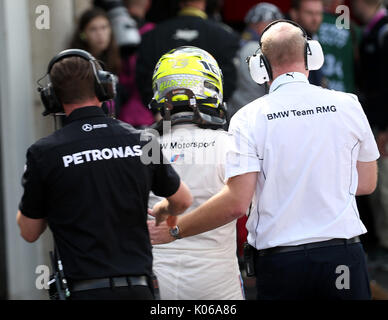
<box><xmin>0</xmin><ymin>0</ymin><xmax>90</xmax><ymax>300</ymax></box>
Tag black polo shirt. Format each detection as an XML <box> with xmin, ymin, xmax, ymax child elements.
<box><xmin>19</xmin><ymin>106</ymin><xmax>180</xmax><ymax>280</ymax></box>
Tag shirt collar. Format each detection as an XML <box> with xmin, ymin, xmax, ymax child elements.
<box><xmin>178</xmin><ymin>7</ymin><xmax>208</xmax><ymax>19</ymax></box>
<box><xmin>65</xmin><ymin>106</ymin><xmax>106</xmax><ymax>124</ymax></box>
<box><xmin>269</xmin><ymin>72</ymin><xmax>309</xmax><ymax>93</ymax></box>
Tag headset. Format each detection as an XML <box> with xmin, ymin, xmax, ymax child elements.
<box><xmin>247</xmin><ymin>19</ymin><xmax>325</xmax><ymax>85</ymax></box>
<box><xmin>37</xmin><ymin>49</ymin><xmax>117</xmax><ymax>116</ymax></box>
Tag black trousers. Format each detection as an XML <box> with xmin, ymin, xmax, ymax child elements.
<box><xmin>254</xmin><ymin>242</ymin><xmax>371</xmax><ymax>300</ymax></box>
<box><xmin>69</xmin><ymin>286</ymin><xmax>154</xmax><ymax>300</ymax></box>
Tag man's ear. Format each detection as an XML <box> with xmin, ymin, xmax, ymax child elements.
<box><xmin>289</xmin><ymin>8</ymin><xmax>298</xmax><ymax>22</ymax></box>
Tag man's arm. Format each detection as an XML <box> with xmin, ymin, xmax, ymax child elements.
<box><xmin>149</xmin><ymin>172</ymin><xmax>257</xmax><ymax>244</ymax></box>
<box><xmin>151</xmin><ymin>181</ymin><xmax>193</xmax><ymax>225</ymax></box>
<box><xmin>356</xmin><ymin>160</ymin><xmax>378</xmax><ymax>195</ymax></box>
<box><xmin>16</xmin><ymin>210</ymin><xmax>47</xmax><ymax>243</ymax></box>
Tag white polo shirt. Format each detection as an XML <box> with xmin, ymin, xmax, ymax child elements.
<box><xmin>226</xmin><ymin>72</ymin><xmax>380</xmax><ymax>250</ymax></box>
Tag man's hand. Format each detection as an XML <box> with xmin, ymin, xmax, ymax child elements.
<box><xmin>148</xmin><ymin>202</ymin><xmax>168</xmax><ymax>226</ymax></box>
<box><xmin>377</xmin><ymin>131</ymin><xmax>388</xmax><ymax>157</ymax></box>
<box><xmin>147</xmin><ymin>219</ymin><xmax>175</xmax><ymax>245</ymax></box>
<box><xmin>169</xmin><ymin>172</ymin><xmax>257</xmax><ymax>239</ymax></box>
<box><xmin>148</xmin><ymin>181</ymin><xmax>192</xmax><ymax>226</ymax></box>
<box><xmin>148</xmin><ymin>202</ymin><xmax>178</xmax><ymax>226</ymax></box>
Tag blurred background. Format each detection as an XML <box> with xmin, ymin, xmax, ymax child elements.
<box><xmin>1</xmin><ymin>0</ymin><xmax>388</xmax><ymax>300</ymax></box>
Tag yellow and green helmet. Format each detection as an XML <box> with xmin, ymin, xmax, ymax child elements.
<box><xmin>150</xmin><ymin>46</ymin><xmax>226</xmax><ymax>126</ymax></box>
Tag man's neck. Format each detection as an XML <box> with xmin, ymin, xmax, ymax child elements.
<box><xmin>63</xmin><ymin>99</ymin><xmax>102</xmax><ymax>116</ymax></box>
<box><xmin>271</xmin><ymin>65</ymin><xmax>308</xmax><ymax>83</ymax></box>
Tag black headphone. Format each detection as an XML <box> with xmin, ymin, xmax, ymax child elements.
<box><xmin>247</xmin><ymin>19</ymin><xmax>324</xmax><ymax>84</ymax></box>
<box><xmin>38</xmin><ymin>49</ymin><xmax>117</xmax><ymax>116</ymax></box>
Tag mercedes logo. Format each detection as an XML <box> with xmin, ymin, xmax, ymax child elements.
<box><xmin>82</xmin><ymin>124</ymin><xmax>93</xmax><ymax>132</ymax></box>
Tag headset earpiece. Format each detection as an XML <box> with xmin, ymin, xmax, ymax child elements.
<box><xmin>91</xmin><ymin>60</ymin><xmax>117</xmax><ymax>102</ymax></box>
<box><xmin>96</xmin><ymin>70</ymin><xmax>117</xmax><ymax>101</ymax></box>
<box><xmin>248</xmin><ymin>48</ymin><xmax>273</xmax><ymax>85</ymax></box>
<box><xmin>38</xmin><ymin>78</ymin><xmax>63</xmax><ymax>116</ymax></box>
<box><xmin>305</xmin><ymin>39</ymin><xmax>324</xmax><ymax>71</ymax></box>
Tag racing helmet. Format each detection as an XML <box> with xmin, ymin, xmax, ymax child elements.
<box><xmin>150</xmin><ymin>46</ymin><xmax>226</xmax><ymax>128</ymax></box>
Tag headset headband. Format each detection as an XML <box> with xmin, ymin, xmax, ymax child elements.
<box><xmin>47</xmin><ymin>49</ymin><xmax>98</xmax><ymax>73</ymax></box>
<box><xmin>259</xmin><ymin>19</ymin><xmax>308</xmax><ymax>46</ymax></box>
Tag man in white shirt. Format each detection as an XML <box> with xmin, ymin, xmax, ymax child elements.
<box><xmin>150</xmin><ymin>21</ymin><xmax>379</xmax><ymax>300</ymax></box>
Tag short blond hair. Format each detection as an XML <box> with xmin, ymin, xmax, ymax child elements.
<box><xmin>261</xmin><ymin>22</ymin><xmax>306</xmax><ymax>69</ymax></box>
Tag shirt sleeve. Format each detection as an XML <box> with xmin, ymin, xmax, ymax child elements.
<box><xmin>225</xmin><ymin>110</ymin><xmax>261</xmax><ymax>180</ymax></box>
<box><xmin>151</xmin><ymin>145</ymin><xmax>181</xmax><ymax>198</ymax></box>
<box><xmin>18</xmin><ymin>147</ymin><xmax>47</xmax><ymax>219</ymax></box>
<box><xmin>357</xmin><ymin>100</ymin><xmax>380</xmax><ymax>162</ymax></box>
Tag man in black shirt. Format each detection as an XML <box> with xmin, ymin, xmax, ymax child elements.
<box><xmin>16</xmin><ymin>49</ymin><xmax>192</xmax><ymax>300</ymax></box>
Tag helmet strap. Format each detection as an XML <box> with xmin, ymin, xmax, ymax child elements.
<box><xmin>149</xmin><ymin>88</ymin><xmax>226</xmax><ymax>131</ymax></box>
<box><xmin>163</xmin><ymin>88</ymin><xmax>197</xmax><ymax>122</ymax></box>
